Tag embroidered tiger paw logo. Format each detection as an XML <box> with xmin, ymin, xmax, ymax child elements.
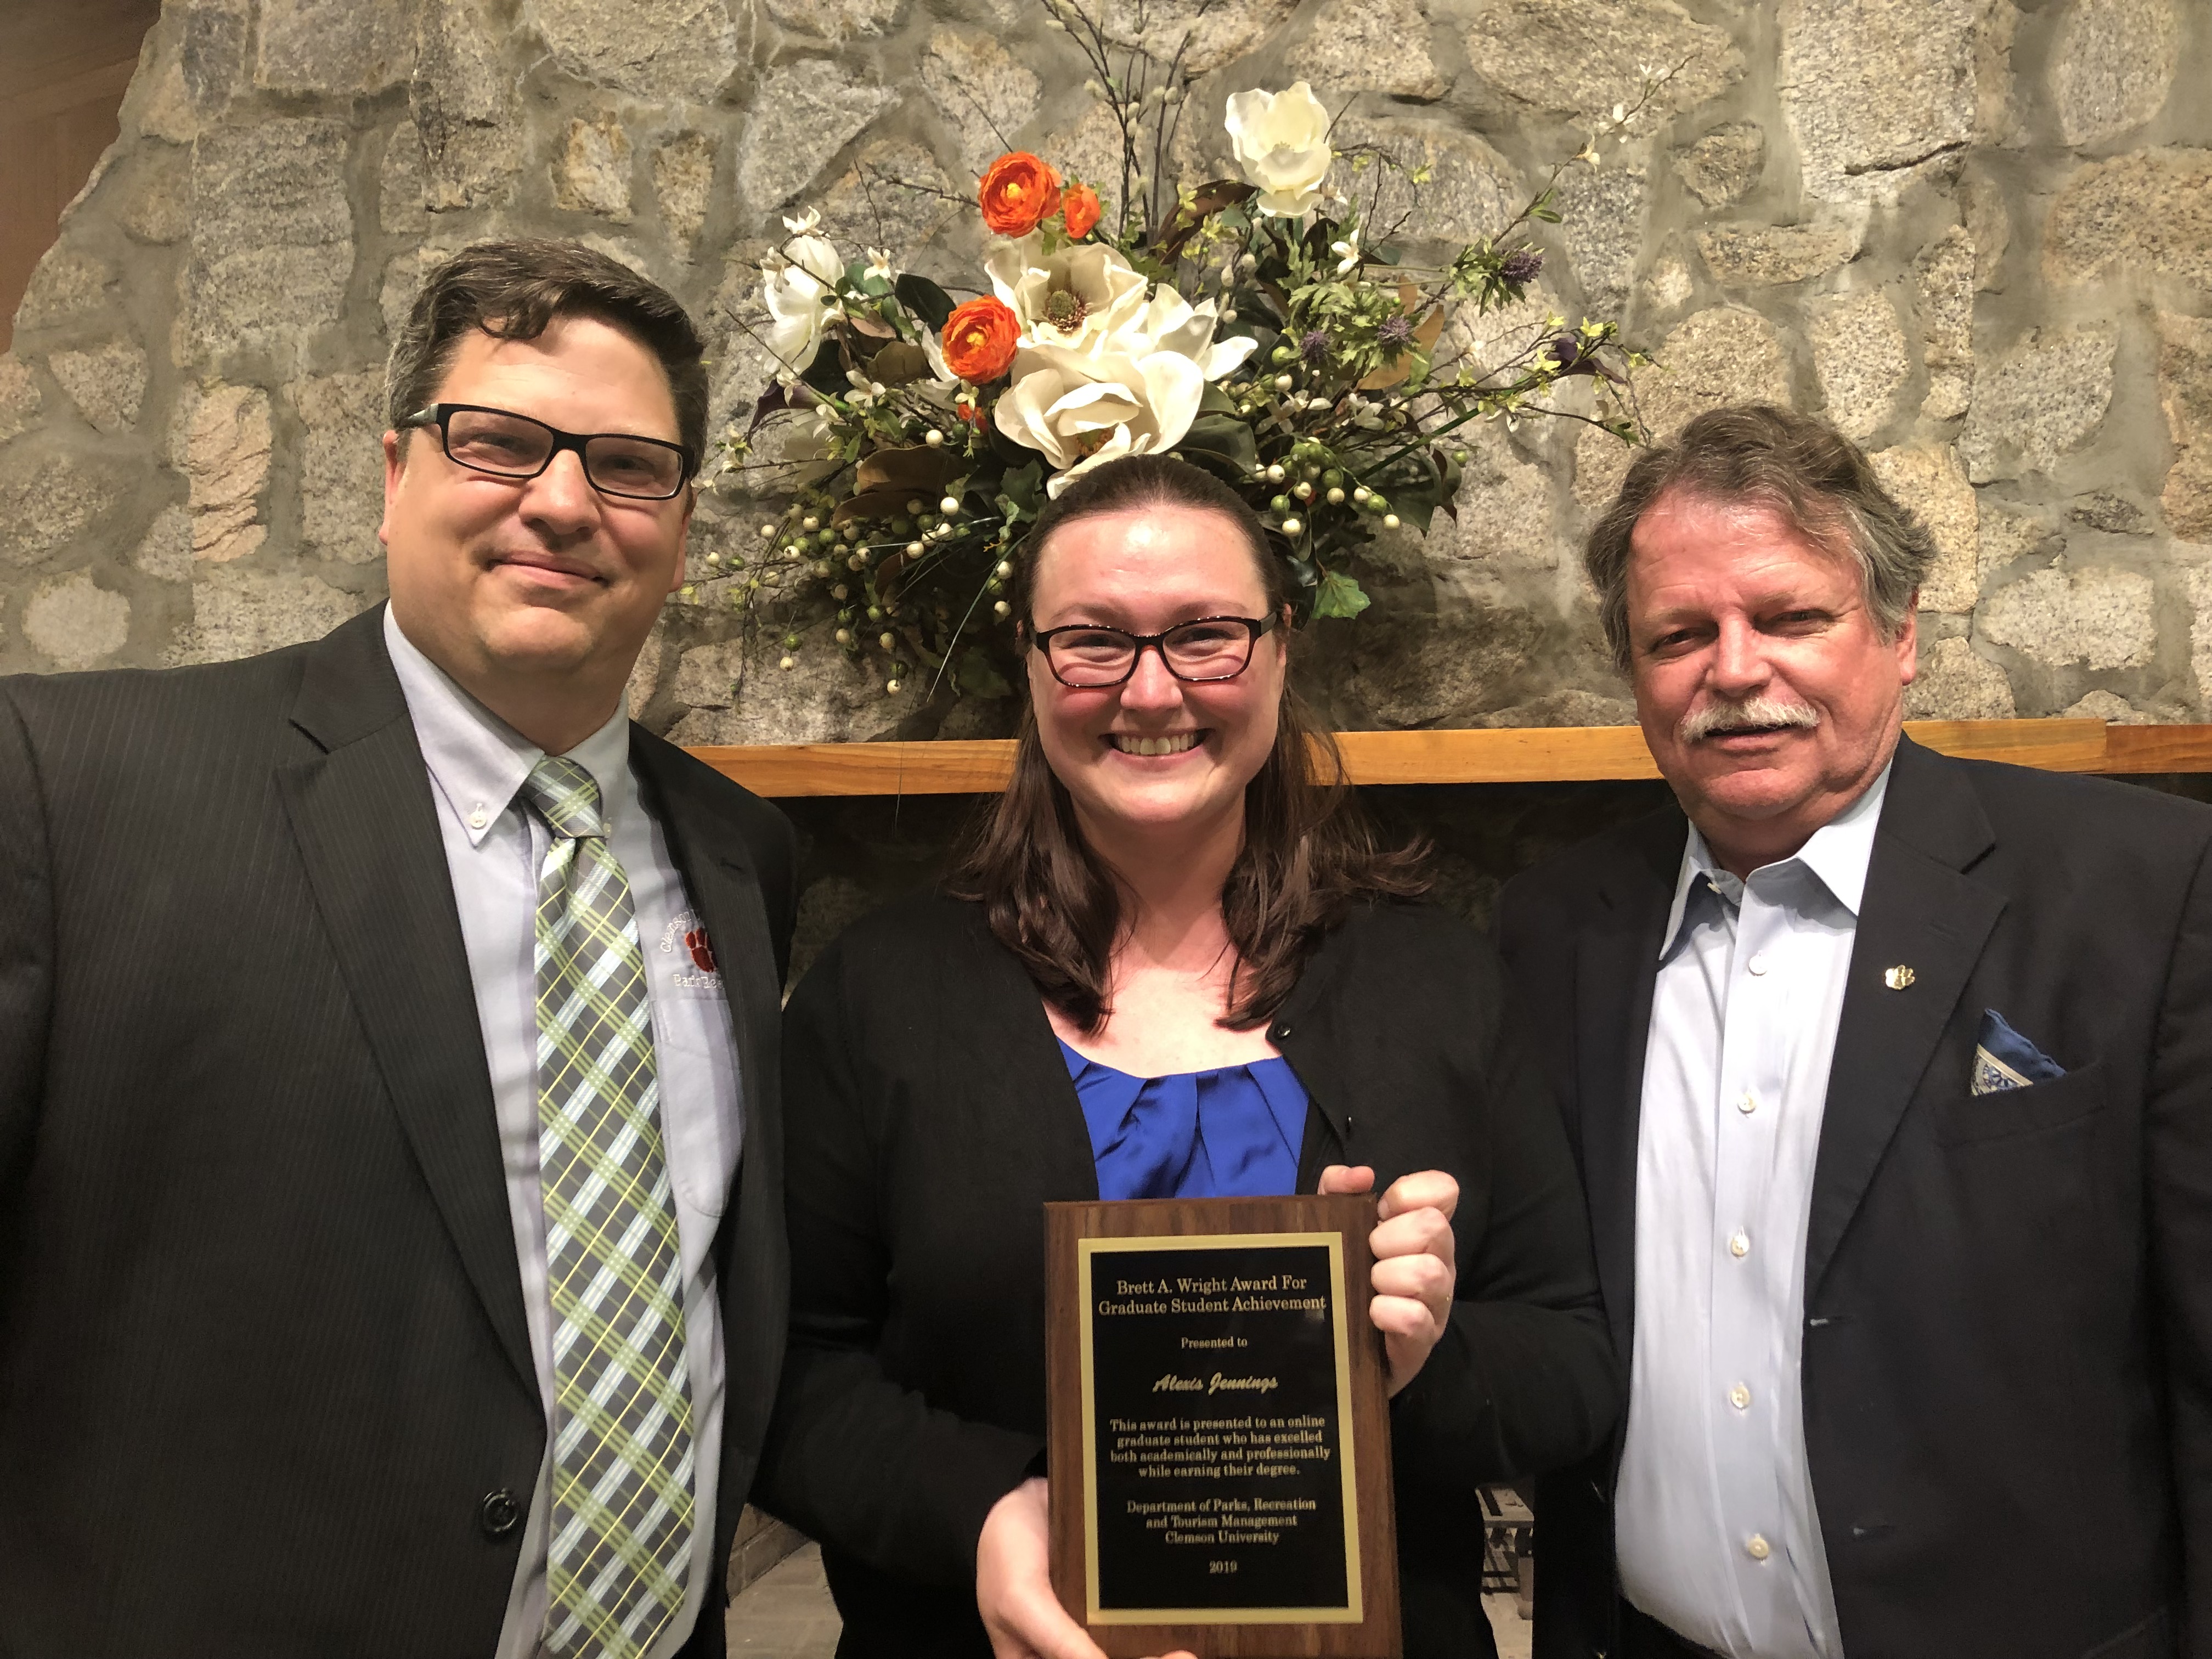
<box><xmin>684</xmin><ymin>928</ymin><xmax>717</xmax><ymax>975</ymax></box>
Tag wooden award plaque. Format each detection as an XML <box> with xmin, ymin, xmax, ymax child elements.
<box><xmin>1043</xmin><ymin>1195</ymin><xmax>1400</xmax><ymax>1658</ymax></box>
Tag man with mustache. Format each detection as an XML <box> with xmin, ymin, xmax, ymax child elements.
<box><xmin>0</xmin><ymin>241</ymin><xmax>795</xmax><ymax>1657</ymax></box>
<box><xmin>1498</xmin><ymin>404</ymin><xmax>2212</xmax><ymax>1659</ymax></box>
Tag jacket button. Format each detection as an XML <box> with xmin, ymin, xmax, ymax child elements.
<box><xmin>479</xmin><ymin>1488</ymin><xmax>522</xmax><ymax>1538</ymax></box>
<box><xmin>1271</xmin><ymin>1024</ymin><xmax>1291</xmax><ymax>1040</ymax></box>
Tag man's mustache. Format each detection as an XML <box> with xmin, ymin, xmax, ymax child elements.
<box><xmin>1679</xmin><ymin>695</ymin><xmax>1821</xmax><ymax>744</ymax></box>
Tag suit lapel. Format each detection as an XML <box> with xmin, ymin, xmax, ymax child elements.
<box><xmin>1578</xmin><ymin>810</ymin><xmax>1684</xmax><ymax>1361</ymax></box>
<box><xmin>1804</xmin><ymin>738</ymin><xmax>2002</xmax><ymax>1298</ymax></box>
<box><xmin>274</xmin><ymin>609</ymin><xmax>536</xmax><ymax>1395</ymax></box>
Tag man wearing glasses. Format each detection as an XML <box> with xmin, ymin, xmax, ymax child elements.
<box><xmin>0</xmin><ymin>240</ymin><xmax>797</xmax><ymax>1658</ymax></box>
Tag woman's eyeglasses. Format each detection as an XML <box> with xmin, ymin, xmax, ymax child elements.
<box><xmin>1030</xmin><ymin>614</ymin><xmax>1278</xmax><ymax>687</ymax></box>
<box><xmin>400</xmin><ymin>403</ymin><xmax>695</xmax><ymax>500</ymax></box>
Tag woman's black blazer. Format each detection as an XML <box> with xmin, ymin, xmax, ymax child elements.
<box><xmin>755</xmin><ymin>892</ymin><xmax>1622</xmax><ymax>1658</ymax></box>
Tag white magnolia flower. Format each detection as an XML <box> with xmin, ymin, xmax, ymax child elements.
<box><xmin>1331</xmin><ymin>232</ymin><xmax>1361</xmax><ymax>275</ymax></box>
<box><xmin>921</xmin><ymin>320</ymin><xmax>956</xmax><ymax>384</ymax></box>
<box><xmin>865</xmin><ymin>247</ymin><xmax>895</xmax><ymax>283</ymax></box>
<box><xmin>761</xmin><ymin>224</ymin><xmax>843</xmax><ymax>384</ymax></box>
<box><xmin>1122</xmin><ymin>281</ymin><xmax>1259</xmax><ymax>382</ymax></box>
<box><xmin>1224</xmin><ymin>82</ymin><xmax>1333</xmax><ymax>217</ymax></box>
<box><xmin>995</xmin><ymin>342</ymin><xmax>1207</xmax><ymax>495</ymax></box>
<box><xmin>984</xmin><ymin>236</ymin><xmax>1152</xmax><ymax>354</ymax></box>
<box><xmin>986</xmin><ymin>236</ymin><xmax>1256</xmax><ymax>490</ymax></box>
<box><xmin>986</xmin><ymin>236</ymin><xmax>1256</xmax><ymax>375</ymax></box>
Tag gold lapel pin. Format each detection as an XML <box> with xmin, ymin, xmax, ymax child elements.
<box><xmin>1884</xmin><ymin>964</ymin><xmax>1917</xmax><ymax>990</ymax></box>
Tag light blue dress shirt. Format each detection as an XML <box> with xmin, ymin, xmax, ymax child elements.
<box><xmin>1615</xmin><ymin>764</ymin><xmax>1892</xmax><ymax>1659</ymax></box>
<box><xmin>385</xmin><ymin>608</ymin><xmax>742</xmax><ymax>1659</ymax></box>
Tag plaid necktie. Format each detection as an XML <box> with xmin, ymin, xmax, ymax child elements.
<box><xmin>523</xmin><ymin>757</ymin><xmax>696</xmax><ymax>1659</ymax></box>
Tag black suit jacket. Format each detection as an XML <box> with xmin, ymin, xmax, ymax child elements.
<box><xmin>754</xmin><ymin>891</ymin><xmax>1623</xmax><ymax>1659</ymax></box>
<box><xmin>1496</xmin><ymin>736</ymin><xmax>2212</xmax><ymax>1659</ymax></box>
<box><xmin>0</xmin><ymin>607</ymin><xmax>797</xmax><ymax>1658</ymax></box>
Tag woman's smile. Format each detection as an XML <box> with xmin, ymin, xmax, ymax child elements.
<box><xmin>1104</xmin><ymin>730</ymin><xmax>1207</xmax><ymax>757</ymax></box>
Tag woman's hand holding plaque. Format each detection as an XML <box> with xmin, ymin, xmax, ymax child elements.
<box><xmin>979</xmin><ymin>1478</ymin><xmax>1197</xmax><ymax>1659</ymax></box>
<box><xmin>1316</xmin><ymin>1166</ymin><xmax>1459</xmax><ymax>1397</ymax></box>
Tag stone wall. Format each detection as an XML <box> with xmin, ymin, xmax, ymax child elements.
<box><xmin>2</xmin><ymin>0</ymin><xmax>2208</xmax><ymax>736</ymax></box>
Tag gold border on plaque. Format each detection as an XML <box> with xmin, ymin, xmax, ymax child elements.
<box><xmin>1075</xmin><ymin>1231</ymin><xmax>1364</xmax><ymax>1627</ymax></box>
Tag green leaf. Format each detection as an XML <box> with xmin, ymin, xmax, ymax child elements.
<box><xmin>894</xmin><ymin>274</ymin><xmax>956</xmax><ymax>332</ymax></box>
<box><xmin>1000</xmin><ymin>459</ymin><xmax>1043</xmax><ymax>518</ymax></box>
<box><xmin>1200</xmin><ymin>382</ymin><xmax>1240</xmax><ymax>416</ymax></box>
<box><xmin>1177</xmin><ymin>414</ymin><xmax>1257</xmax><ymax>474</ymax></box>
<box><xmin>1311</xmin><ymin>569</ymin><xmax>1372</xmax><ymax>619</ymax></box>
<box><xmin>955</xmin><ymin>646</ymin><xmax>1013</xmax><ymax>698</ymax></box>
<box><xmin>867</xmin><ymin>341</ymin><xmax>930</xmax><ymax>386</ymax></box>
<box><xmin>798</xmin><ymin>338</ymin><xmax>850</xmax><ymax>397</ymax></box>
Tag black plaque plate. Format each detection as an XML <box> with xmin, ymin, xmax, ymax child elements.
<box><xmin>1046</xmin><ymin>1196</ymin><xmax>1400</xmax><ymax>1658</ymax></box>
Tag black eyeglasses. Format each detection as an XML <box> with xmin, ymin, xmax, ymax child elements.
<box><xmin>401</xmin><ymin>403</ymin><xmax>695</xmax><ymax>500</ymax></box>
<box><xmin>1031</xmin><ymin>614</ymin><xmax>1279</xmax><ymax>687</ymax></box>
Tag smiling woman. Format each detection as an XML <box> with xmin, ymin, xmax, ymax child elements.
<box><xmin>753</xmin><ymin>455</ymin><xmax>1625</xmax><ymax>1659</ymax></box>
<box><xmin>951</xmin><ymin>455</ymin><xmax>1423</xmax><ymax>1042</ymax></box>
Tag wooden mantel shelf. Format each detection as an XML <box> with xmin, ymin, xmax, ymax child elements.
<box><xmin>687</xmin><ymin>719</ymin><xmax>2212</xmax><ymax>798</ymax></box>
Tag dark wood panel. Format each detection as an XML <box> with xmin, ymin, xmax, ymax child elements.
<box><xmin>686</xmin><ymin>721</ymin><xmax>2212</xmax><ymax>798</ymax></box>
<box><xmin>0</xmin><ymin>0</ymin><xmax>158</xmax><ymax>353</ymax></box>
<box><xmin>0</xmin><ymin>0</ymin><xmax>160</xmax><ymax>99</ymax></box>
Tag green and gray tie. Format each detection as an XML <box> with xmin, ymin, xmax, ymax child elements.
<box><xmin>523</xmin><ymin>757</ymin><xmax>695</xmax><ymax>1659</ymax></box>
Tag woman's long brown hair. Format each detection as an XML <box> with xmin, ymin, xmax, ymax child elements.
<box><xmin>944</xmin><ymin>455</ymin><xmax>1429</xmax><ymax>1035</ymax></box>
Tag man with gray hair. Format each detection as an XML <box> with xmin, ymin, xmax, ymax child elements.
<box><xmin>1498</xmin><ymin>404</ymin><xmax>2212</xmax><ymax>1659</ymax></box>
<box><xmin>0</xmin><ymin>239</ymin><xmax>794</xmax><ymax>1657</ymax></box>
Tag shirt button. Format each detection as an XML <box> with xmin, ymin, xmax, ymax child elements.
<box><xmin>1746</xmin><ymin>1533</ymin><xmax>1771</xmax><ymax>1561</ymax></box>
<box><xmin>1729</xmin><ymin>1383</ymin><xmax>1752</xmax><ymax>1410</ymax></box>
<box><xmin>467</xmin><ymin>803</ymin><xmax>489</xmax><ymax>830</ymax></box>
<box><xmin>1729</xmin><ymin>1230</ymin><xmax>1751</xmax><ymax>1258</ymax></box>
<box><xmin>1747</xmin><ymin>953</ymin><xmax>1769</xmax><ymax>975</ymax></box>
<box><xmin>1737</xmin><ymin>1092</ymin><xmax>1758</xmax><ymax>1115</ymax></box>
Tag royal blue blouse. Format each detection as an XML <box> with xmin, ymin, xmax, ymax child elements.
<box><xmin>1057</xmin><ymin>1039</ymin><xmax>1310</xmax><ymax>1200</ymax></box>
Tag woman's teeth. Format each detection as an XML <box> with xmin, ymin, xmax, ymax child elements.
<box><xmin>1109</xmin><ymin>732</ymin><xmax>1202</xmax><ymax>757</ymax></box>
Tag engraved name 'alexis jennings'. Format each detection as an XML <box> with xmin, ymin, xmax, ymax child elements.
<box><xmin>1101</xmin><ymin>1273</ymin><xmax>1328</xmax><ymax>1400</ymax></box>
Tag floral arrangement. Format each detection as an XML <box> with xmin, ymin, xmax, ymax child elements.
<box><xmin>715</xmin><ymin>8</ymin><xmax>1654</xmax><ymax>703</ymax></box>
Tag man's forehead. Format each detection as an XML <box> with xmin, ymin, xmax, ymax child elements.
<box><xmin>1629</xmin><ymin>489</ymin><xmax>1859</xmax><ymax>592</ymax></box>
<box><xmin>1633</xmin><ymin>486</ymin><xmax>1830</xmax><ymax>545</ymax></box>
<box><xmin>432</xmin><ymin>317</ymin><xmax>678</xmax><ymax>426</ymax></box>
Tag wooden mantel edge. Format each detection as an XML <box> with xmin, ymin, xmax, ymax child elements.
<box><xmin>686</xmin><ymin>719</ymin><xmax>2212</xmax><ymax>798</ymax></box>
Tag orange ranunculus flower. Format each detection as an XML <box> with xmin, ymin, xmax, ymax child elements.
<box><xmin>979</xmin><ymin>152</ymin><xmax>1062</xmax><ymax>236</ymax></box>
<box><xmin>1060</xmin><ymin>181</ymin><xmax>1102</xmax><ymax>239</ymax></box>
<box><xmin>941</xmin><ymin>297</ymin><xmax>1021</xmax><ymax>382</ymax></box>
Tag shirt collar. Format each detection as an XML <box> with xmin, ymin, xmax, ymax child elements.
<box><xmin>382</xmin><ymin>605</ymin><xmax>634</xmax><ymax>847</ymax></box>
<box><xmin>1657</xmin><ymin>757</ymin><xmax>1894</xmax><ymax>958</ymax></box>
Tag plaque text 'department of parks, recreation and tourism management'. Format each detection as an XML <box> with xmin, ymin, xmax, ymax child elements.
<box><xmin>1045</xmin><ymin>1195</ymin><xmax>1400</xmax><ymax>1658</ymax></box>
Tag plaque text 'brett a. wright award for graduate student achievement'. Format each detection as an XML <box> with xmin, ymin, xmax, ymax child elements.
<box><xmin>1044</xmin><ymin>1194</ymin><xmax>1400</xmax><ymax>1658</ymax></box>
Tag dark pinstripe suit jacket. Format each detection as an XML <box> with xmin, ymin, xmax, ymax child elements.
<box><xmin>0</xmin><ymin>606</ymin><xmax>797</xmax><ymax>1659</ymax></box>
